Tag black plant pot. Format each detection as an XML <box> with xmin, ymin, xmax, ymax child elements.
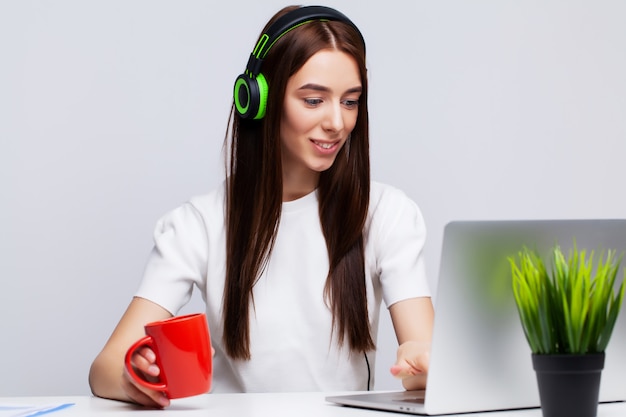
<box><xmin>532</xmin><ymin>353</ymin><xmax>605</xmax><ymax>417</ymax></box>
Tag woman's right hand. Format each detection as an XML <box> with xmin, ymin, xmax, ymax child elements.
<box><xmin>121</xmin><ymin>346</ymin><xmax>171</xmax><ymax>408</ymax></box>
<box><xmin>89</xmin><ymin>297</ymin><xmax>174</xmax><ymax>407</ymax></box>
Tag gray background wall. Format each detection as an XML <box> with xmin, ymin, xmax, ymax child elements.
<box><xmin>1</xmin><ymin>0</ymin><xmax>625</xmax><ymax>396</ymax></box>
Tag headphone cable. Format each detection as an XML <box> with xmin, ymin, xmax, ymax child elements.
<box><xmin>364</xmin><ymin>352</ymin><xmax>371</xmax><ymax>391</ymax></box>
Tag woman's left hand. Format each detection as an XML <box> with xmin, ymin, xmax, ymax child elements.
<box><xmin>390</xmin><ymin>340</ymin><xmax>430</xmax><ymax>391</ymax></box>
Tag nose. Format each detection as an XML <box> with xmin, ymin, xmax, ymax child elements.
<box><xmin>322</xmin><ymin>101</ymin><xmax>345</xmax><ymax>133</ymax></box>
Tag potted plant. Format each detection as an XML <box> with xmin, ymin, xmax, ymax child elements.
<box><xmin>509</xmin><ymin>243</ymin><xmax>625</xmax><ymax>417</ymax></box>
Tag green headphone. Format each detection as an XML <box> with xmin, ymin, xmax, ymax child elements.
<box><xmin>233</xmin><ymin>5</ymin><xmax>364</xmax><ymax>120</ymax></box>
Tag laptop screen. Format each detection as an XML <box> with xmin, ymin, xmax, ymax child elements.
<box><xmin>328</xmin><ymin>219</ymin><xmax>626</xmax><ymax>415</ymax></box>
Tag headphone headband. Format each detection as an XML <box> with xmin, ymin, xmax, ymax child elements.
<box><xmin>245</xmin><ymin>6</ymin><xmax>364</xmax><ymax>76</ymax></box>
<box><xmin>234</xmin><ymin>5</ymin><xmax>364</xmax><ymax>120</ymax></box>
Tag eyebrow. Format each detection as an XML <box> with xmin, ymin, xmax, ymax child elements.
<box><xmin>297</xmin><ymin>83</ymin><xmax>362</xmax><ymax>94</ymax></box>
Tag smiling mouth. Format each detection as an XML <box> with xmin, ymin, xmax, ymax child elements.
<box><xmin>313</xmin><ymin>140</ymin><xmax>337</xmax><ymax>149</ymax></box>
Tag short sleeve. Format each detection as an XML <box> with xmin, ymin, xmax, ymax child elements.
<box><xmin>135</xmin><ymin>202</ymin><xmax>209</xmax><ymax>315</ymax></box>
<box><xmin>368</xmin><ymin>183</ymin><xmax>431</xmax><ymax>308</ymax></box>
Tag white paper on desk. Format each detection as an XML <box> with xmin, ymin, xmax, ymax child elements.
<box><xmin>0</xmin><ymin>403</ymin><xmax>74</xmax><ymax>417</ymax></box>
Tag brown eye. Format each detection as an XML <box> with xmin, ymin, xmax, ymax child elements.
<box><xmin>304</xmin><ymin>98</ymin><xmax>323</xmax><ymax>106</ymax></box>
<box><xmin>342</xmin><ymin>99</ymin><xmax>359</xmax><ymax>109</ymax></box>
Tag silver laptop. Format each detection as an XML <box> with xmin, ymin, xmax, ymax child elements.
<box><xmin>327</xmin><ymin>219</ymin><xmax>626</xmax><ymax>415</ymax></box>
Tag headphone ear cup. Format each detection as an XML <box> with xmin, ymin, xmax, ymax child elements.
<box><xmin>234</xmin><ymin>74</ymin><xmax>257</xmax><ymax>119</ymax></box>
<box><xmin>234</xmin><ymin>73</ymin><xmax>268</xmax><ymax>120</ymax></box>
<box><xmin>254</xmin><ymin>73</ymin><xmax>268</xmax><ymax>120</ymax></box>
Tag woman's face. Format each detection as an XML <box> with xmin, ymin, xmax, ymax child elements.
<box><xmin>280</xmin><ymin>49</ymin><xmax>361</xmax><ymax>183</ymax></box>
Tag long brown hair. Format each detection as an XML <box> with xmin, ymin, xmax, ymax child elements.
<box><xmin>223</xmin><ymin>6</ymin><xmax>373</xmax><ymax>360</ymax></box>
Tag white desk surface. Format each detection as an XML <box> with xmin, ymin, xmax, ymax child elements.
<box><xmin>1</xmin><ymin>393</ymin><xmax>625</xmax><ymax>417</ymax></box>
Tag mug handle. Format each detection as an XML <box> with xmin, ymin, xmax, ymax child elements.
<box><xmin>124</xmin><ymin>335</ymin><xmax>167</xmax><ymax>391</ymax></box>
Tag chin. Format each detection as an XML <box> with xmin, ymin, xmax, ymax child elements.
<box><xmin>311</xmin><ymin>157</ymin><xmax>340</xmax><ymax>172</ymax></box>
<box><xmin>311</xmin><ymin>163</ymin><xmax>336</xmax><ymax>173</ymax></box>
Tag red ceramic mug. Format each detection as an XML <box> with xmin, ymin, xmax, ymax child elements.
<box><xmin>124</xmin><ymin>313</ymin><xmax>212</xmax><ymax>399</ymax></box>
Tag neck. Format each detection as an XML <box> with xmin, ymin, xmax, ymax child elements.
<box><xmin>282</xmin><ymin>168</ymin><xmax>320</xmax><ymax>202</ymax></box>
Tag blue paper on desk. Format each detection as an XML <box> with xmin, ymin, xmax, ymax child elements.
<box><xmin>0</xmin><ymin>403</ymin><xmax>74</xmax><ymax>417</ymax></box>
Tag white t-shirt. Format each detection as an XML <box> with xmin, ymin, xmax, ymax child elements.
<box><xmin>135</xmin><ymin>181</ymin><xmax>430</xmax><ymax>393</ymax></box>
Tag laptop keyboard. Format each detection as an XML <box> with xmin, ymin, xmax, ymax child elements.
<box><xmin>395</xmin><ymin>397</ymin><xmax>425</xmax><ymax>404</ymax></box>
<box><xmin>392</xmin><ymin>392</ymin><xmax>426</xmax><ymax>404</ymax></box>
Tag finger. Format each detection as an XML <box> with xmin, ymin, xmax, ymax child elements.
<box><xmin>131</xmin><ymin>351</ymin><xmax>160</xmax><ymax>379</ymax></box>
<box><xmin>122</xmin><ymin>367</ymin><xmax>170</xmax><ymax>408</ymax></box>
<box><xmin>390</xmin><ymin>363</ymin><xmax>420</xmax><ymax>379</ymax></box>
<box><xmin>394</xmin><ymin>348</ymin><xmax>430</xmax><ymax>375</ymax></box>
<box><xmin>402</xmin><ymin>373</ymin><xmax>428</xmax><ymax>391</ymax></box>
<box><xmin>125</xmin><ymin>386</ymin><xmax>169</xmax><ymax>408</ymax></box>
<box><xmin>404</xmin><ymin>353</ymin><xmax>429</xmax><ymax>374</ymax></box>
<box><xmin>137</xmin><ymin>346</ymin><xmax>156</xmax><ymax>363</ymax></box>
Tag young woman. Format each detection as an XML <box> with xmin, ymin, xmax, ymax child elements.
<box><xmin>89</xmin><ymin>5</ymin><xmax>434</xmax><ymax>408</ymax></box>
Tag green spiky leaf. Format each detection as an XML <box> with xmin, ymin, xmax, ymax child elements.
<box><xmin>509</xmin><ymin>242</ymin><xmax>625</xmax><ymax>354</ymax></box>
